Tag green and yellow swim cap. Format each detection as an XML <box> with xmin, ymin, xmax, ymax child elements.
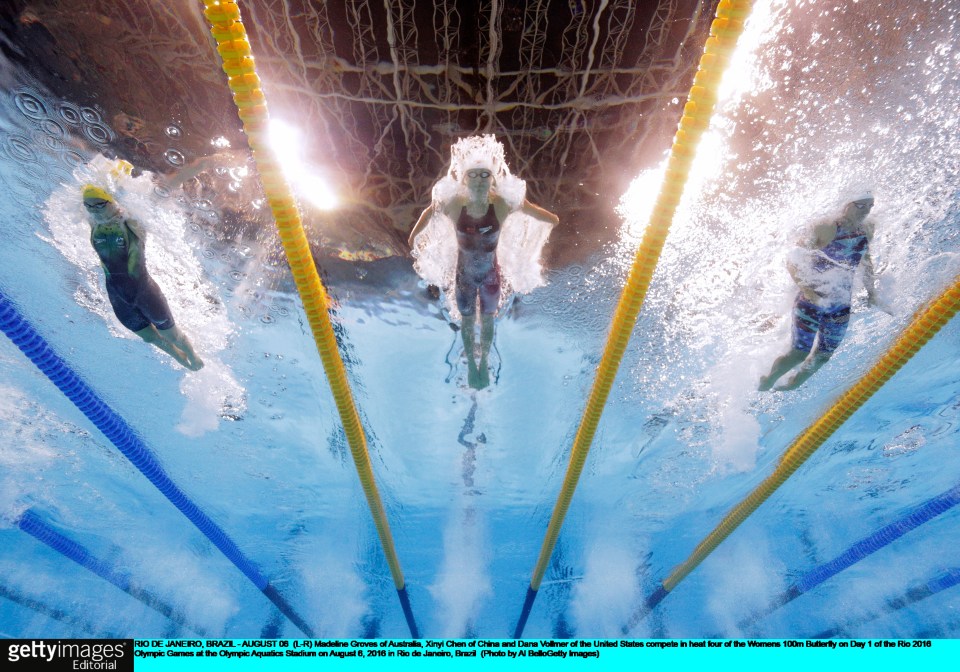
<box><xmin>81</xmin><ymin>184</ymin><xmax>114</xmax><ymax>204</ymax></box>
<box><xmin>110</xmin><ymin>159</ymin><xmax>133</xmax><ymax>179</ymax></box>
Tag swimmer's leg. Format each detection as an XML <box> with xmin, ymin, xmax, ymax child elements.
<box><xmin>780</xmin><ymin>351</ymin><xmax>830</xmax><ymax>391</ymax></box>
<box><xmin>759</xmin><ymin>296</ymin><xmax>818</xmax><ymax>391</ymax></box>
<box><xmin>136</xmin><ymin>276</ymin><xmax>203</xmax><ymax>370</ymax></box>
<box><xmin>460</xmin><ymin>313</ymin><xmax>482</xmax><ymax>389</ymax></box>
<box><xmin>473</xmin><ymin>266</ymin><xmax>501</xmax><ymax>389</ymax></box>
<box><xmin>456</xmin><ymin>272</ymin><xmax>485</xmax><ymax>388</ymax></box>
<box><xmin>135</xmin><ymin>325</ymin><xmax>191</xmax><ymax>369</ymax></box>
<box><xmin>159</xmin><ymin>324</ymin><xmax>204</xmax><ymax>370</ymax></box>
<box><xmin>758</xmin><ymin>347</ymin><xmax>808</xmax><ymax>391</ymax></box>
<box><xmin>778</xmin><ymin>303</ymin><xmax>846</xmax><ymax>391</ymax></box>
<box><xmin>135</xmin><ymin>325</ymin><xmax>203</xmax><ymax>370</ymax></box>
<box><xmin>476</xmin><ymin>314</ymin><xmax>494</xmax><ymax>389</ymax></box>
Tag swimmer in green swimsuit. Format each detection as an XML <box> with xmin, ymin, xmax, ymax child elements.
<box><xmin>83</xmin><ymin>184</ymin><xmax>203</xmax><ymax>370</ymax></box>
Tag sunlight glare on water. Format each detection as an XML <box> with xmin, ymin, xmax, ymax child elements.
<box><xmin>0</xmin><ymin>0</ymin><xmax>959</xmax><ymax>641</ymax></box>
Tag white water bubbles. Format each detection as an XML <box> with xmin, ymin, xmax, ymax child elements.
<box><xmin>883</xmin><ymin>425</ymin><xmax>926</xmax><ymax>457</ymax></box>
<box><xmin>606</xmin><ymin>0</ymin><xmax>960</xmax><ymax>476</ymax></box>
<box><xmin>41</xmin><ymin>154</ymin><xmax>245</xmax><ymax>437</ymax></box>
<box><xmin>163</xmin><ymin>148</ymin><xmax>185</xmax><ymax>167</ymax></box>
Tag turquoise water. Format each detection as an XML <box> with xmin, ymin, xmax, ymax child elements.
<box><xmin>1</xmin><ymin>0</ymin><xmax>959</xmax><ymax>640</ymax></box>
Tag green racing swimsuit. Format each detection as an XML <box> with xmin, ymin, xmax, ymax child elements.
<box><xmin>91</xmin><ymin>217</ymin><xmax>175</xmax><ymax>332</ymax></box>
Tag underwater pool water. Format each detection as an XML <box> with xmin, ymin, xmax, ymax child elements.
<box><xmin>1</xmin><ymin>0</ymin><xmax>959</xmax><ymax>639</ymax></box>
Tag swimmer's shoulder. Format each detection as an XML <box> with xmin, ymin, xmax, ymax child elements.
<box><xmin>808</xmin><ymin>218</ymin><xmax>837</xmax><ymax>248</ymax></box>
<box><xmin>123</xmin><ymin>216</ymin><xmax>145</xmax><ymax>239</ymax></box>
<box><xmin>440</xmin><ymin>195</ymin><xmax>468</xmax><ymax>219</ymax></box>
<box><xmin>491</xmin><ymin>194</ymin><xmax>512</xmax><ymax>222</ymax></box>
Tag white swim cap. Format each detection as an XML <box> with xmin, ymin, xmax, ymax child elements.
<box><xmin>843</xmin><ymin>181</ymin><xmax>874</xmax><ymax>203</ymax></box>
<box><xmin>449</xmin><ymin>135</ymin><xmax>507</xmax><ymax>182</ymax></box>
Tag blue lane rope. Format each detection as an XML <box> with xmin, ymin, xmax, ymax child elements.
<box><xmin>513</xmin><ymin>587</ymin><xmax>538</xmax><ymax>638</ymax></box>
<box><xmin>738</xmin><ymin>482</ymin><xmax>960</xmax><ymax>630</ymax></box>
<box><xmin>17</xmin><ymin>509</ymin><xmax>204</xmax><ymax>634</ymax></box>
<box><xmin>814</xmin><ymin>567</ymin><xmax>960</xmax><ymax>638</ymax></box>
<box><xmin>0</xmin><ymin>582</ymin><xmax>105</xmax><ymax>636</ymax></box>
<box><xmin>0</xmin><ymin>290</ymin><xmax>314</xmax><ymax>637</ymax></box>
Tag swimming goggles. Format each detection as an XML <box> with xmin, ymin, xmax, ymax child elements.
<box><xmin>466</xmin><ymin>169</ymin><xmax>492</xmax><ymax>179</ymax></box>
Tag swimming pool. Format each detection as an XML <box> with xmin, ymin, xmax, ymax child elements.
<box><xmin>1</xmin><ymin>0</ymin><xmax>959</xmax><ymax>639</ymax></box>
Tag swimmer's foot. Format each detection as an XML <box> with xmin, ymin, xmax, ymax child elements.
<box><xmin>758</xmin><ymin>375</ymin><xmax>775</xmax><ymax>392</ymax></box>
<box><xmin>778</xmin><ymin>376</ymin><xmax>803</xmax><ymax>391</ymax></box>
<box><xmin>172</xmin><ymin>346</ymin><xmax>204</xmax><ymax>371</ymax></box>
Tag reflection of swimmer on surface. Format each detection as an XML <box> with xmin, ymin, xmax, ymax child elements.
<box><xmin>759</xmin><ymin>191</ymin><xmax>888</xmax><ymax>391</ymax></box>
<box><xmin>82</xmin><ymin>174</ymin><xmax>203</xmax><ymax>371</ymax></box>
<box><xmin>409</xmin><ymin>135</ymin><xmax>559</xmax><ymax>389</ymax></box>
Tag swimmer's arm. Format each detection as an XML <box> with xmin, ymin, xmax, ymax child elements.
<box><xmin>862</xmin><ymin>249</ymin><xmax>879</xmax><ymax>301</ymax></box>
<box><xmin>124</xmin><ymin>219</ymin><xmax>145</xmax><ymax>276</ymax></box>
<box><xmin>156</xmin><ymin>150</ymin><xmax>244</xmax><ymax>190</ymax></box>
<box><xmin>88</xmin><ymin>227</ymin><xmax>109</xmax><ymax>275</ymax></box>
<box><xmin>409</xmin><ymin>199</ymin><xmax>462</xmax><ymax>246</ymax></box>
<box><xmin>786</xmin><ymin>257</ymin><xmax>803</xmax><ymax>285</ymax></box>
<box><xmin>409</xmin><ymin>206</ymin><xmax>434</xmax><ymax>247</ymax></box>
<box><xmin>781</xmin><ymin>218</ymin><xmax>834</xmax><ymax>300</ymax></box>
<box><xmin>861</xmin><ymin>249</ymin><xmax>892</xmax><ymax>314</ymax></box>
<box><xmin>520</xmin><ymin>199</ymin><xmax>560</xmax><ymax>226</ymax></box>
<box><xmin>809</xmin><ymin>220</ymin><xmax>836</xmax><ymax>249</ymax></box>
<box><xmin>861</xmin><ymin>221</ymin><xmax>887</xmax><ymax>311</ymax></box>
<box><xmin>790</xmin><ymin>220</ymin><xmax>833</xmax><ymax>294</ymax></box>
<box><xmin>787</xmin><ymin>256</ymin><xmax>820</xmax><ymax>301</ymax></box>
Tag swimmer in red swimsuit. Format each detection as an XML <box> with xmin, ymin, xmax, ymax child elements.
<box><xmin>410</xmin><ymin>147</ymin><xmax>558</xmax><ymax>389</ymax></box>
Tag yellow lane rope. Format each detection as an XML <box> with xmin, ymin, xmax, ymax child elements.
<box><xmin>201</xmin><ymin>1</ymin><xmax>407</xmax><ymax>592</ymax></box>
<box><xmin>528</xmin><ymin>0</ymin><xmax>756</xmax><ymax>591</ymax></box>
<box><xmin>661</xmin><ymin>276</ymin><xmax>960</xmax><ymax>593</ymax></box>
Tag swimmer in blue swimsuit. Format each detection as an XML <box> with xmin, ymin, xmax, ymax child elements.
<box><xmin>759</xmin><ymin>193</ymin><xmax>884</xmax><ymax>391</ymax></box>
<box><xmin>83</xmin><ymin>184</ymin><xmax>203</xmax><ymax>370</ymax></box>
<box><xmin>410</xmin><ymin>156</ymin><xmax>558</xmax><ymax>389</ymax></box>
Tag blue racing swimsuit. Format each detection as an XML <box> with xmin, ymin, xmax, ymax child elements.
<box><xmin>813</xmin><ymin>224</ymin><xmax>868</xmax><ymax>271</ymax></box>
<box><xmin>792</xmin><ymin>221</ymin><xmax>868</xmax><ymax>354</ymax></box>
